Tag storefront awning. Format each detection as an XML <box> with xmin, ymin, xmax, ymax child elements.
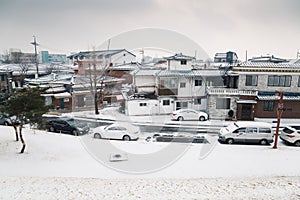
<box><xmin>257</xmin><ymin>95</ymin><xmax>300</xmax><ymax>101</ymax></box>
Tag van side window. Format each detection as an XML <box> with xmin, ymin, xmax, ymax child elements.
<box><xmin>259</xmin><ymin>128</ymin><xmax>271</xmax><ymax>133</ymax></box>
<box><xmin>248</xmin><ymin>128</ymin><xmax>257</xmax><ymax>134</ymax></box>
<box><xmin>233</xmin><ymin>128</ymin><xmax>246</xmax><ymax>133</ymax></box>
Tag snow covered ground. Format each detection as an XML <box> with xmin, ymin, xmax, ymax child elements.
<box><xmin>1</xmin><ymin>125</ymin><xmax>300</xmax><ymax>199</ymax></box>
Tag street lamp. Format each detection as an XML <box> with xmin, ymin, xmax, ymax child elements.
<box><xmin>273</xmin><ymin>91</ymin><xmax>284</xmax><ymax>149</ymax></box>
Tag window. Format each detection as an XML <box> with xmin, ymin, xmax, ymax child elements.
<box><xmin>298</xmin><ymin>76</ymin><xmax>300</xmax><ymax>87</ymax></box>
<box><xmin>139</xmin><ymin>103</ymin><xmax>147</xmax><ymax>107</ymax></box>
<box><xmin>216</xmin><ymin>98</ymin><xmax>230</xmax><ymax>109</ymax></box>
<box><xmin>176</xmin><ymin>101</ymin><xmax>188</xmax><ymax>110</ymax></box>
<box><xmin>162</xmin><ymin>100</ymin><xmax>170</xmax><ymax>106</ymax></box>
<box><xmin>233</xmin><ymin>128</ymin><xmax>246</xmax><ymax>134</ymax></box>
<box><xmin>259</xmin><ymin>128</ymin><xmax>271</xmax><ymax>133</ymax></box>
<box><xmin>264</xmin><ymin>101</ymin><xmax>274</xmax><ymax>111</ymax></box>
<box><xmin>1</xmin><ymin>75</ymin><xmax>5</xmax><ymax>81</ymax></box>
<box><xmin>180</xmin><ymin>60</ymin><xmax>187</xmax><ymax>65</ymax></box>
<box><xmin>194</xmin><ymin>98</ymin><xmax>201</xmax><ymax>105</ymax></box>
<box><xmin>180</xmin><ymin>82</ymin><xmax>186</xmax><ymax>88</ymax></box>
<box><xmin>160</xmin><ymin>78</ymin><xmax>178</xmax><ymax>89</ymax></box>
<box><xmin>248</xmin><ymin>128</ymin><xmax>257</xmax><ymax>134</ymax></box>
<box><xmin>195</xmin><ymin>79</ymin><xmax>202</xmax><ymax>86</ymax></box>
<box><xmin>245</xmin><ymin>75</ymin><xmax>257</xmax><ymax>86</ymax></box>
<box><xmin>268</xmin><ymin>75</ymin><xmax>291</xmax><ymax>87</ymax></box>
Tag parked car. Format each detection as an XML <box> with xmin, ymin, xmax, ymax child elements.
<box><xmin>48</xmin><ymin>117</ymin><xmax>90</xmax><ymax>136</ymax></box>
<box><xmin>0</xmin><ymin>116</ymin><xmax>11</xmax><ymax>126</ymax></box>
<box><xmin>93</xmin><ymin>123</ymin><xmax>140</xmax><ymax>141</ymax></box>
<box><xmin>171</xmin><ymin>109</ymin><xmax>208</xmax><ymax>121</ymax></box>
<box><xmin>280</xmin><ymin>126</ymin><xmax>300</xmax><ymax>147</ymax></box>
<box><xmin>218</xmin><ymin>121</ymin><xmax>274</xmax><ymax>145</ymax></box>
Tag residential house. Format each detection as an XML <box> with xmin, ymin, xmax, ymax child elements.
<box><xmin>233</xmin><ymin>61</ymin><xmax>300</xmax><ymax>120</ymax></box>
<box><xmin>126</xmin><ymin>68</ymin><xmax>224</xmax><ymax>116</ymax></box>
<box><xmin>68</xmin><ymin>49</ymin><xmax>136</xmax><ymax>75</ymax></box>
<box><xmin>164</xmin><ymin>53</ymin><xmax>195</xmax><ymax>70</ymax></box>
<box><xmin>214</xmin><ymin>51</ymin><xmax>238</xmax><ymax>64</ymax></box>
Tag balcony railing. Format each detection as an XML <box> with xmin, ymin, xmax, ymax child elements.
<box><xmin>207</xmin><ymin>88</ymin><xmax>258</xmax><ymax>96</ymax></box>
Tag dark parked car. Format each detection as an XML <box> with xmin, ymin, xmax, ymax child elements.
<box><xmin>0</xmin><ymin>116</ymin><xmax>12</xmax><ymax>126</ymax></box>
<box><xmin>47</xmin><ymin>117</ymin><xmax>90</xmax><ymax>136</ymax></box>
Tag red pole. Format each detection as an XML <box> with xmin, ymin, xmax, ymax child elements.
<box><xmin>273</xmin><ymin>91</ymin><xmax>284</xmax><ymax>149</ymax></box>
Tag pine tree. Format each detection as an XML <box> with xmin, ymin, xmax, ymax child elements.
<box><xmin>2</xmin><ymin>87</ymin><xmax>50</xmax><ymax>153</ymax></box>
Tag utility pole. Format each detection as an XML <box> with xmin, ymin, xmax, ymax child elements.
<box><xmin>273</xmin><ymin>91</ymin><xmax>284</xmax><ymax>149</ymax></box>
<box><xmin>31</xmin><ymin>36</ymin><xmax>39</xmax><ymax>78</ymax></box>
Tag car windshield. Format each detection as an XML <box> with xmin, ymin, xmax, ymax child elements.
<box><xmin>283</xmin><ymin>127</ymin><xmax>294</xmax><ymax>134</ymax></box>
<box><xmin>226</xmin><ymin>122</ymin><xmax>239</xmax><ymax>132</ymax></box>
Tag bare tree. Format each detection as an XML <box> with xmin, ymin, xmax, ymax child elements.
<box><xmin>18</xmin><ymin>64</ymin><xmax>29</xmax><ymax>87</ymax></box>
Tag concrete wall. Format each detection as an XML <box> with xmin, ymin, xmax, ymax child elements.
<box><xmin>125</xmin><ymin>98</ymin><xmax>173</xmax><ymax>116</ymax></box>
<box><xmin>207</xmin><ymin>95</ymin><xmax>238</xmax><ymax>120</ymax></box>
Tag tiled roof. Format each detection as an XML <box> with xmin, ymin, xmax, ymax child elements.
<box><xmin>236</xmin><ymin>62</ymin><xmax>300</xmax><ymax>69</ymax></box>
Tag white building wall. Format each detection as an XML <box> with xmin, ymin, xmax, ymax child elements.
<box><xmin>126</xmin><ymin>98</ymin><xmax>174</xmax><ymax>116</ymax></box>
<box><xmin>111</xmin><ymin>51</ymin><xmax>136</xmax><ymax>65</ymax></box>
<box><xmin>135</xmin><ymin>75</ymin><xmax>156</xmax><ymax>93</ymax></box>
<box><xmin>168</xmin><ymin>60</ymin><xmax>192</xmax><ymax>70</ymax></box>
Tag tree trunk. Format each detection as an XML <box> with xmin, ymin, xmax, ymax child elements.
<box><xmin>13</xmin><ymin>125</ymin><xmax>19</xmax><ymax>141</ymax></box>
<box><xmin>94</xmin><ymin>93</ymin><xmax>99</xmax><ymax>115</ymax></box>
<box><xmin>18</xmin><ymin>125</ymin><xmax>26</xmax><ymax>154</ymax></box>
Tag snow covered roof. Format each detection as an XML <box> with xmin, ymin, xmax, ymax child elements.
<box><xmin>157</xmin><ymin>69</ymin><xmax>224</xmax><ymax>77</ymax></box>
<box><xmin>45</xmin><ymin>87</ymin><xmax>66</xmax><ymax>93</ymax></box>
<box><xmin>248</xmin><ymin>55</ymin><xmax>288</xmax><ymax>63</ymax></box>
<box><xmin>234</xmin><ymin>62</ymin><xmax>300</xmax><ymax>71</ymax></box>
<box><xmin>53</xmin><ymin>92</ymin><xmax>71</xmax><ymax>98</ymax></box>
<box><xmin>68</xmin><ymin>49</ymin><xmax>136</xmax><ymax>60</ymax></box>
<box><xmin>164</xmin><ymin>53</ymin><xmax>195</xmax><ymax>61</ymax></box>
<box><xmin>25</xmin><ymin>73</ymin><xmax>74</xmax><ymax>84</ymax></box>
<box><xmin>109</xmin><ymin>62</ymin><xmax>141</xmax><ymax>71</ymax></box>
<box><xmin>134</xmin><ymin>69</ymin><xmax>161</xmax><ymax>76</ymax></box>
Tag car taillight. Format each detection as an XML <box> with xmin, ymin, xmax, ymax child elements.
<box><xmin>172</xmin><ymin>114</ymin><xmax>177</xmax><ymax>116</ymax></box>
<box><xmin>287</xmin><ymin>134</ymin><xmax>295</xmax><ymax>138</ymax></box>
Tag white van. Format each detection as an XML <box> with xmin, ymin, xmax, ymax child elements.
<box><xmin>219</xmin><ymin>121</ymin><xmax>274</xmax><ymax>145</ymax></box>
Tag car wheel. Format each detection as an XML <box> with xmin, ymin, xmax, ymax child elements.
<box><xmin>199</xmin><ymin>116</ymin><xmax>205</xmax><ymax>121</ymax></box>
<box><xmin>259</xmin><ymin>139</ymin><xmax>268</xmax><ymax>145</ymax></box>
<box><xmin>73</xmin><ymin>130</ymin><xmax>79</xmax><ymax>136</ymax></box>
<box><xmin>294</xmin><ymin>141</ymin><xmax>300</xmax><ymax>147</ymax></box>
<box><xmin>49</xmin><ymin>126</ymin><xmax>55</xmax><ymax>132</ymax></box>
<box><xmin>226</xmin><ymin>138</ymin><xmax>234</xmax><ymax>144</ymax></box>
<box><xmin>177</xmin><ymin>116</ymin><xmax>184</xmax><ymax>121</ymax></box>
<box><xmin>94</xmin><ymin>133</ymin><xmax>102</xmax><ymax>139</ymax></box>
<box><xmin>123</xmin><ymin>135</ymin><xmax>131</xmax><ymax>141</ymax></box>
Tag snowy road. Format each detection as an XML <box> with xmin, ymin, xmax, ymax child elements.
<box><xmin>1</xmin><ymin>125</ymin><xmax>300</xmax><ymax>199</ymax></box>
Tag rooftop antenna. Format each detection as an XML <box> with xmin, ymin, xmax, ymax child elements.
<box><xmin>31</xmin><ymin>35</ymin><xmax>39</xmax><ymax>78</ymax></box>
<box><xmin>297</xmin><ymin>50</ymin><xmax>300</xmax><ymax>59</ymax></box>
<box><xmin>245</xmin><ymin>50</ymin><xmax>248</xmax><ymax>62</ymax></box>
<box><xmin>107</xmin><ymin>39</ymin><xmax>111</xmax><ymax>51</ymax></box>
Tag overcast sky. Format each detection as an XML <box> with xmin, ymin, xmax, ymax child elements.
<box><xmin>1</xmin><ymin>0</ymin><xmax>299</xmax><ymax>60</ymax></box>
